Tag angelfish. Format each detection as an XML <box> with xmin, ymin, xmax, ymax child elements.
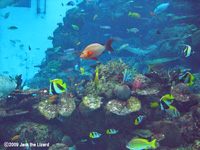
<box><xmin>80</xmin><ymin>39</ymin><xmax>114</xmax><ymax>60</ymax></box>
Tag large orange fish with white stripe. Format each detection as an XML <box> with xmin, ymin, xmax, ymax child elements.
<box><xmin>80</xmin><ymin>39</ymin><xmax>114</xmax><ymax>60</ymax></box>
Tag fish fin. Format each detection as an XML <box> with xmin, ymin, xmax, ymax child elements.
<box><xmin>63</xmin><ymin>83</ymin><xmax>67</xmax><ymax>89</ymax></box>
<box><xmin>106</xmin><ymin>39</ymin><xmax>114</xmax><ymax>52</ymax></box>
<box><xmin>151</xmin><ymin>139</ymin><xmax>157</xmax><ymax>149</ymax></box>
<box><xmin>49</xmin><ymin>79</ymin><xmax>52</xmax><ymax>83</ymax></box>
<box><xmin>92</xmin><ymin>57</ymin><xmax>98</xmax><ymax>60</ymax></box>
<box><xmin>101</xmin><ymin>51</ymin><xmax>105</xmax><ymax>55</ymax></box>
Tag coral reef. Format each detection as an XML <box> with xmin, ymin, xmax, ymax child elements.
<box><xmin>113</xmin><ymin>85</ymin><xmax>131</xmax><ymax>101</ymax></box>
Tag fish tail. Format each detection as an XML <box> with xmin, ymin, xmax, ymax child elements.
<box><xmin>106</xmin><ymin>39</ymin><xmax>114</xmax><ymax>52</ymax></box>
<box><xmin>151</xmin><ymin>139</ymin><xmax>157</xmax><ymax>149</ymax></box>
<box><xmin>63</xmin><ymin>83</ymin><xmax>67</xmax><ymax>90</ymax></box>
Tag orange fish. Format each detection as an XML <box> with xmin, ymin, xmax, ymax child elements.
<box><xmin>150</xmin><ymin>12</ymin><xmax>156</xmax><ymax>17</ymax></box>
<box><xmin>80</xmin><ymin>39</ymin><xmax>114</xmax><ymax>60</ymax></box>
<box><xmin>49</xmin><ymin>95</ymin><xmax>56</xmax><ymax>102</ymax></box>
<box><xmin>11</xmin><ymin>135</ymin><xmax>20</xmax><ymax>141</ymax></box>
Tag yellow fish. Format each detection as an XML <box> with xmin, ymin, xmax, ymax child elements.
<box><xmin>94</xmin><ymin>67</ymin><xmax>99</xmax><ymax>92</ymax></box>
<box><xmin>126</xmin><ymin>138</ymin><xmax>156</xmax><ymax>150</ymax></box>
<box><xmin>89</xmin><ymin>132</ymin><xmax>101</xmax><ymax>138</ymax></box>
<box><xmin>80</xmin><ymin>67</ymin><xmax>85</xmax><ymax>75</ymax></box>
<box><xmin>128</xmin><ymin>12</ymin><xmax>141</xmax><ymax>18</ymax></box>
<box><xmin>150</xmin><ymin>102</ymin><xmax>159</xmax><ymax>108</ymax></box>
<box><xmin>71</xmin><ymin>24</ymin><xmax>79</xmax><ymax>30</ymax></box>
<box><xmin>93</xmin><ymin>14</ymin><xmax>98</xmax><ymax>20</ymax></box>
<box><xmin>160</xmin><ymin>94</ymin><xmax>174</xmax><ymax>110</ymax></box>
<box><xmin>178</xmin><ymin>72</ymin><xmax>194</xmax><ymax>86</ymax></box>
<box><xmin>106</xmin><ymin>129</ymin><xmax>119</xmax><ymax>134</ymax></box>
<box><xmin>49</xmin><ymin>79</ymin><xmax>67</xmax><ymax>95</ymax></box>
<box><xmin>77</xmin><ymin>42</ymin><xmax>81</xmax><ymax>45</ymax></box>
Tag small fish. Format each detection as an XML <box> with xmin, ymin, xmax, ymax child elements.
<box><xmin>80</xmin><ymin>67</ymin><xmax>85</xmax><ymax>75</ymax></box>
<box><xmin>135</xmin><ymin>115</ymin><xmax>145</xmax><ymax>125</ymax></box>
<box><xmin>8</xmin><ymin>26</ymin><xmax>18</xmax><ymax>30</ymax></box>
<box><xmin>147</xmin><ymin>63</ymin><xmax>165</xmax><ymax>73</ymax></box>
<box><xmin>89</xmin><ymin>132</ymin><xmax>102</xmax><ymax>138</ymax></box>
<box><xmin>80</xmin><ymin>39</ymin><xmax>114</xmax><ymax>60</ymax></box>
<box><xmin>49</xmin><ymin>95</ymin><xmax>56</xmax><ymax>102</ymax></box>
<box><xmin>67</xmin><ymin>1</ymin><xmax>75</xmax><ymax>6</ymax></box>
<box><xmin>64</xmin><ymin>48</ymin><xmax>75</xmax><ymax>53</ymax></box>
<box><xmin>178</xmin><ymin>72</ymin><xmax>194</xmax><ymax>86</ymax></box>
<box><xmin>11</xmin><ymin>135</ymin><xmax>20</xmax><ymax>141</ymax></box>
<box><xmin>28</xmin><ymin>46</ymin><xmax>31</xmax><ymax>50</ymax></box>
<box><xmin>117</xmin><ymin>44</ymin><xmax>129</xmax><ymax>52</ymax></box>
<box><xmin>126</xmin><ymin>138</ymin><xmax>156</xmax><ymax>150</ymax></box>
<box><xmin>154</xmin><ymin>3</ymin><xmax>170</xmax><ymax>15</ymax></box>
<box><xmin>93</xmin><ymin>14</ymin><xmax>98</xmax><ymax>20</ymax></box>
<box><xmin>112</xmin><ymin>36</ymin><xmax>123</xmax><ymax>41</ymax></box>
<box><xmin>128</xmin><ymin>12</ymin><xmax>141</xmax><ymax>18</ymax></box>
<box><xmin>55</xmin><ymin>46</ymin><xmax>61</xmax><ymax>52</ymax></box>
<box><xmin>150</xmin><ymin>102</ymin><xmax>159</xmax><ymax>108</ymax></box>
<box><xmin>94</xmin><ymin>67</ymin><xmax>99</xmax><ymax>92</ymax></box>
<box><xmin>160</xmin><ymin>94</ymin><xmax>174</xmax><ymax>110</ymax></box>
<box><xmin>4</xmin><ymin>12</ymin><xmax>10</xmax><ymax>19</ymax></box>
<box><xmin>77</xmin><ymin>42</ymin><xmax>81</xmax><ymax>45</ymax></box>
<box><xmin>106</xmin><ymin>129</ymin><xmax>119</xmax><ymax>134</ymax></box>
<box><xmin>127</xmin><ymin>28</ymin><xmax>139</xmax><ymax>33</ymax></box>
<box><xmin>71</xmin><ymin>24</ymin><xmax>79</xmax><ymax>30</ymax></box>
<box><xmin>47</xmin><ymin>36</ymin><xmax>54</xmax><ymax>40</ymax></box>
<box><xmin>100</xmin><ymin>25</ymin><xmax>111</xmax><ymax>29</ymax></box>
<box><xmin>150</xmin><ymin>12</ymin><xmax>156</xmax><ymax>17</ymax></box>
<box><xmin>49</xmin><ymin>79</ymin><xmax>67</xmax><ymax>95</ymax></box>
<box><xmin>156</xmin><ymin>30</ymin><xmax>161</xmax><ymax>34</ymax></box>
<box><xmin>103</xmin><ymin>33</ymin><xmax>112</xmax><ymax>37</ymax></box>
<box><xmin>181</xmin><ymin>44</ymin><xmax>192</xmax><ymax>57</ymax></box>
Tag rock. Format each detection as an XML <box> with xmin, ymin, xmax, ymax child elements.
<box><xmin>48</xmin><ymin>143</ymin><xmax>69</xmax><ymax>150</ymax></box>
<box><xmin>106</xmin><ymin>96</ymin><xmax>141</xmax><ymax>115</ymax></box>
<box><xmin>152</xmin><ymin>121</ymin><xmax>184</xmax><ymax>147</ymax></box>
<box><xmin>79</xmin><ymin>94</ymin><xmax>103</xmax><ymax>117</ymax></box>
<box><xmin>113</xmin><ymin>85</ymin><xmax>131</xmax><ymax>100</ymax></box>
<box><xmin>62</xmin><ymin>136</ymin><xmax>73</xmax><ymax>147</ymax></box>
<box><xmin>192</xmin><ymin>29</ymin><xmax>200</xmax><ymax>49</ymax></box>
<box><xmin>57</xmin><ymin>94</ymin><xmax>76</xmax><ymax>117</ymax></box>
<box><xmin>0</xmin><ymin>74</ymin><xmax>17</xmax><ymax>99</ymax></box>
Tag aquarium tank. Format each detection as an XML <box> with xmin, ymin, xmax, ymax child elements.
<box><xmin>0</xmin><ymin>0</ymin><xmax>200</xmax><ymax>149</ymax></box>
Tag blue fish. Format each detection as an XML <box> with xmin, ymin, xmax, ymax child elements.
<box><xmin>67</xmin><ymin>1</ymin><xmax>75</xmax><ymax>6</ymax></box>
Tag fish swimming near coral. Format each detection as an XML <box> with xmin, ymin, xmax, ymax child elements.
<box><xmin>100</xmin><ymin>25</ymin><xmax>111</xmax><ymax>29</ymax></box>
<box><xmin>49</xmin><ymin>79</ymin><xmax>67</xmax><ymax>95</ymax></box>
<box><xmin>161</xmin><ymin>101</ymin><xmax>180</xmax><ymax>117</ymax></box>
<box><xmin>135</xmin><ymin>115</ymin><xmax>145</xmax><ymax>125</ymax></box>
<box><xmin>106</xmin><ymin>129</ymin><xmax>119</xmax><ymax>134</ymax></box>
<box><xmin>153</xmin><ymin>2</ymin><xmax>170</xmax><ymax>15</ymax></box>
<box><xmin>80</xmin><ymin>67</ymin><xmax>85</xmax><ymax>75</ymax></box>
<box><xmin>147</xmin><ymin>63</ymin><xmax>165</xmax><ymax>73</ymax></box>
<box><xmin>150</xmin><ymin>12</ymin><xmax>156</xmax><ymax>17</ymax></box>
<box><xmin>48</xmin><ymin>95</ymin><xmax>56</xmax><ymax>102</ymax></box>
<box><xmin>160</xmin><ymin>94</ymin><xmax>174</xmax><ymax>110</ymax></box>
<box><xmin>150</xmin><ymin>102</ymin><xmax>159</xmax><ymax>108</ymax></box>
<box><xmin>178</xmin><ymin>72</ymin><xmax>194</xmax><ymax>86</ymax></box>
<box><xmin>126</xmin><ymin>138</ymin><xmax>156</xmax><ymax>150</ymax></box>
<box><xmin>117</xmin><ymin>44</ymin><xmax>129</xmax><ymax>52</ymax></box>
<box><xmin>89</xmin><ymin>132</ymin><xmax>102</xmax><ymax>138</ymax></box>
<box><xmin>80</xmin><ymin>39</ymin><xmax>114</xmax><ymax>60</ymax></box>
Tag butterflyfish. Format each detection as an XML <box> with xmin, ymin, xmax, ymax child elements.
<box><xmin>178</xmin><ymin>72</ymin><xmax>194</xmax><ymax>86</ymax></box>
<box><xmin>80</xmin><ymin>39</ymin><xmax>114</xmax><ymax>60</ymax></box>
<box><xmin>106</xmin><ymin>129</ymin><xmax>119</xmax><ymax>134</ymax></box>
<box><xmin>49</xmin><ymin>79</ymin><xmax>67</xmax><ymax>95</ymax></box>
<box><xmin>135</xmin><ymin>115</ymin><xmax>145</xmax><ymax>125</ymax></box>
<box><xmin>89</xmin><ymin>132</ymin><xmax>101</xmax><ymax>138</ymax></box>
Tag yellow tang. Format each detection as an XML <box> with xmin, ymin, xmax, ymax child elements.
<box><xmin>80</xmin><ymin>67</ymin><xmax>85</xmax><ymax>75</ymax></box>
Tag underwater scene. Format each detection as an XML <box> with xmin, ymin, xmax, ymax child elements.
<box><xmin>0</xmin><ymin>0</ymin><xmax>200</xmax><ymax>149</ymax></box>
